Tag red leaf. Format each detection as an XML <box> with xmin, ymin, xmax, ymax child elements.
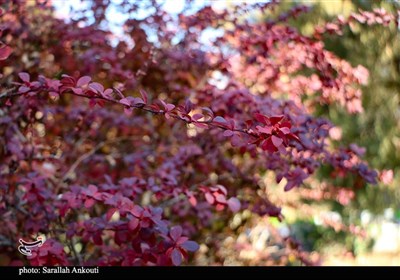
<box><xmin>261</xmin><ymin>138</ymin><xmax>276</xmax><ymax>152</ymax></box>
<box><xmin>106</xmin><ymin>208</ymin><xmax>117</xmax><ymax>221</ymax></box>
<box><xmin>128</xmin><ymin>217</ymin><xmax>139</xmax><ymax>231</ymax></box>
<box><xmin>215</xmin><ymin>204</ymin><xmax>225</xmax><ymax>211</ymax></box>
<box><xmin>139</xmin><ymin>89</ymin><xmax>148</xmax><ymax>104</ymax></box>
<box><xmin>93</xmin><ymin>232</ymin><xmax>103</xmax><ymax>245</ymax></box>
<box><xmin>205</xmin><ymin>192</ymin><xmax>215</xmax><ymax>204</ymax></box>
<box><xmin>256</xmin><ymin>125</ymin><xmax>272</xmax><ymax>135</ymax></box>
<box><xmin>280</xmin><ymin>121</ymin><xmax>291</xmax><ymax>129</ymax></box>
<box><xmin>215</xmin><ymin>193</ymin><xmax>226</xmax><ymax>204</ymax></box>
<box><xmin>271</xmin><ymin>135</ymin><xmax>283</xmax><ymax>147</ymax></box>
<box><xmin>188</xmin><ymin>195</ymin><xmax>197</xmax><ymax>207</ymax></box>
<box><xmin>279</xmin><ymin>127</ymin><xmax>290</xmax><ymax>134</ymax></box>
<box><xmin>0</xmin><ymin>45</ymin><xmax>12</xmax><ymax>60</ymax></box>
<box><xmin>129</xmin><ymin>205</ymin><xmax>143</xmax><ymax>217</ymax></box>
<box><xmin>84</xmin><ymin>198</ymin><xmax>95</xmax><ymax>208</ymax></box>
<box><xmin>253</xmin><ymin>113</ymin><xmax>268</xmax><ymax>124</ymax></box>
<box><xmin>269</xmin><ymin>115</ymin><xmax>284</xmax><ymax>125</ymax></box>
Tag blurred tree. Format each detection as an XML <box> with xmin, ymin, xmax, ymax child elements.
<box><xmin>275</xmin><ymin>0</ymin><xmax>400</xmax><ymax>255</ymax></box>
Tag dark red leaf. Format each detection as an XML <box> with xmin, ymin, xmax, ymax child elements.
<box><xmin>106</xmin><ymin>208</ymin><xmax>117</xmax><ymax>221</ymax></box>
<box><xmin>128</xmin><ymin>217</ymin><xmax>139</xmax><ymax>231</ymax></box>
<box><xmin>0</xmin><ymin>45</ymin><xmax>12</xmax><ymax>60</ymax></box>
<box><xmin>269</xmin><ymin>115</ymin><xmax>284</xmax><ymax>125</ymax></box>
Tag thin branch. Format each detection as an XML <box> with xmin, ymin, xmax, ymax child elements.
<box><xmin>61</xmin><ymin>136</ymin><xmax>133</xmax><ymax>182</ymax></box>
<box><xmin>1</xmin><ymin>87</ymin><xmax>257</xmax><ymax>139</ymax></box>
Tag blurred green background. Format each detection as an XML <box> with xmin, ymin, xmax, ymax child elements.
<box><xmin>196</xmin><ymin>0</ymin><xmax>400</xmax><ymax>266</ymax></box>
<box><xmin>269</xmin><ymin>0</ymin><xmax>400</xmax><ymax>265</ymax></box>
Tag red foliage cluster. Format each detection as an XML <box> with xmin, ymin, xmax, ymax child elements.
<box><xmin>0</xmin><ymin>0</ymin><xmax>396</xmax><ymax>266</ymax></box>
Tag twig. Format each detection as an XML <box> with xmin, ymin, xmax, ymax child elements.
<box><xmin>61</xmin><ymin>136</ymin><xmax>133</xmax><ymax>182</ymax></box>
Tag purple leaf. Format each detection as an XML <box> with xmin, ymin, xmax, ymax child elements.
<box><xmin>223</xmin><ymin>130</ymin><xmax>234</xmax><ymax>137</ymax></box>
<box><xmin>171</xmin><ymin>248</ymin><xmax>182</xmax><ymax>266</ymax></box>
<box><xmin>101</xmin><ymin>88</ymin><xmax>112</xmax><ymax>99</ymax></box>
<box><xmin>192</xmin><ymin>114</ymin><xmax>204</xmax><ymax>121</ymax></box>
<box><xmin>18</xmin><ymin>86</ymin><xmax>30</xmax><ymax>93</ymax></box>
<box><xmin>170</xmin><ymin>226</ymin><xmax>182</xmax><ymax>241</ymax></box>
<box><xmin>18</xmin><ymin>72</ymin><xmax>30</xmax><ymax>83</ymax></box>
<box><xmin>124</xmin><ymin>107</ymin><xmax>133</xmax><ymax>116</ymax></box>
<box><xmin>120</xmin><ymin>97</ymin><xmax>131</xmax><ymax>106</ymax></box>
<box><xmin>133</xmin><ymin>97</ymin><xmax>145</xmax><ymax>106</ymax></box>
<box><xmin>181</xmin><ymin>241</ymin><xmax>199</xmax><ymax>252</ymax></box>
<box><xmin>184</xmin><ymin>99</ymin><xmax>193</xmax><ymax>113</ymax></box>
<box><xmin>201</xmin><ymin>107</ymin><xmax>214</xmax><ymax>119</ymax></box>
<box><xmin>71</xmin><ymin>88</ymin><xmax>83</xmax><ymax>95</ymax></box>
<box><xmin>213</xmin><ymin>116</ymin><xmax>227</xmax><ymax>124</ymax></box>
<box><xmin>230</xmin><ymin>135</ymin><xmax>242</xmax><ymax>147</ymax></box>
<box><xmin>227</xmin><ymin>197</ymin><xmax>241</xmax><ymax>212</ymax></box>
<box><xmin>166</xmin><ymin>103</ymin><xmax>175</xmax><ymax>112</ymax></box>
<box><xmin>89</xmin><ymin>82</ymin><xmax>104</xmax><ymax>93</ymax></box>
<box><xmin>77</xmin><ymin>76</ymin><xmax>91</xmax><ymax>87</ymax></box>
